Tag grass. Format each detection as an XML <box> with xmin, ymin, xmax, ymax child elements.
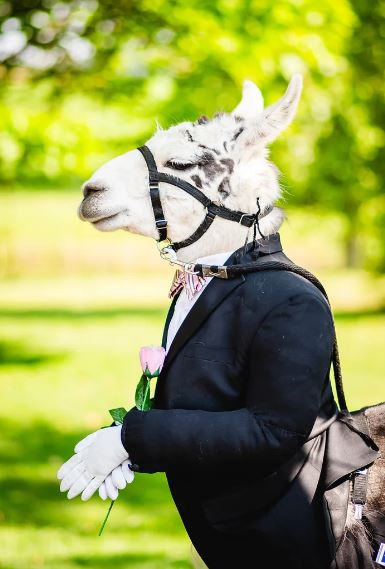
<box><xmin>0</xmin><ymin>302</ymin><xmax>194</xmax><ymax>569</ymax></box>
<box><xmin>1</xmin><ymin>190</ymin><xmax>385</xmax><ymax>568</ymax></box>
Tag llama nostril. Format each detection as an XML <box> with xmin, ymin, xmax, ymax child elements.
<box><xmin>82</xmin><ymin>182</ymin><xmax>107</xmax><ymax>198</ymax></box>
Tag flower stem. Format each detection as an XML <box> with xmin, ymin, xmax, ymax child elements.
<box><xmin>98</xmin><ymin>499</ymin><xmax>115</xmax><ymax>536</ymax></box>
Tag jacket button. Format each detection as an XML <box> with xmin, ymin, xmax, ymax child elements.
<box><xmin>130</xmin><ymin>463</ymin><xmax>140</xmax><ymax>472</ymax></box>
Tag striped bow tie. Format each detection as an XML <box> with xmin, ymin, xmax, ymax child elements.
<box><xmin>168</xmin><ymin>270</ymin><xmax>207</xmax><ymax>300</ymax></box>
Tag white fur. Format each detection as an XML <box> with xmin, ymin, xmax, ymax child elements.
<box><xmin>232</xmin><ymin>79</ymin><xmax>264</xmax><ymax>121</ymax></box>
<box><xmin>78</xmin><ymin>75</ymin><xmax>302</xmax><ymax>262</ymax></box>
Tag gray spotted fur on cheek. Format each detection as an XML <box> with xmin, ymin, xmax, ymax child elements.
<box><xmin>219</xmin><ymin>158</ymin><xmax>234</xmax><ymax>174</ymax></box>
<box><xmin>191</xmin><ymin>174</ymin><xmax>203</xmax><ymax>189</ymax></box>
<box><xmin>199</xmin><ymin>152</ymin><xmax>225</xmax><ymax>181</ymax></box>
<box><xmin>217</xmin><ymin>177</ymin><xmax>231</xmax><ymax>200</ymax></box>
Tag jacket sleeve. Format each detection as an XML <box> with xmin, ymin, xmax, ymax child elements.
<box><xmin>121</xmin><ymin>293</ymin><xmax>335</xmax><ymax>473</ymax></box>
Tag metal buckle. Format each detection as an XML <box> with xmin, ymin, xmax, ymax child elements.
<box><xmin>352</xmin><ymin>467</ymin><xmax>368</xmax><ymax>520</ymax></box>
<box><xmin>159</xmin><ymin>245</ymin><xmax>177</xmax><ymax>262</ymax></box>
<box><xmin>157</xmin><ymin>238</ymin><xmax>172</xmax><ymax>252</ymax></box>
<box><xmin>184</xmin><ymin>263</ymin><xmax>200</xmax><ymax>275</ymax></box>
<box><xmin>156</xmin><ymin>219</ymin><xmax>168</xmax><ymax>229</ymax></box>
<box><xmin>201</xmin><ymin>265</ymin><xmax>228</xmax><ymax>279</ymax></box>
<box><xmin>205</xmin><ymin>205</ymin><xmax>217</xmax><ymax>220</ymax></box>
<box><xmin>158</xmin><ymin>244</ymin><xmax>200</xmax><ymax>275</ymax></box>
<box><xmin>238</xmin><ymin>213</ymin><xmax>255</xmax><ymax>226</ymax></box>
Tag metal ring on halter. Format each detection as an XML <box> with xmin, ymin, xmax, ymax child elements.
<box><xmin>158</xmin><ymin>245</ymin><xmax>200</xmax><ymax>274</ymax></box>
<box><xmin>159</xmin><ymin>246</ymin><xmax>177</xmax><ymax>263</ymax></box>
<box><xmin>156</xmin><ymin>238</ymin><xmax>172</xmax><ymax>252</ymax></box>
<box><xmin>238</xmin><ymin>212</ymin><xmax>256</xmax><ymax>225</ymax></box>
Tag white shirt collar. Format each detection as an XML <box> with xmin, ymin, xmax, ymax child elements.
<box><xmin>195</xmin><ymin>249</ymin><xmax>234</xmax><ymax>267</ymax></box>
<box><xmin>165</xmin><ymin>249</ymin><xmax>235</xmax><ymax>353</ymax></box>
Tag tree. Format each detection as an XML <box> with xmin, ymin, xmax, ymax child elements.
<box><xmin>308</xmin><ymin>0</ymin><xmax>385</xmax><ymax>269</ymax></box>
<box><xmin>2</xmin><ymin>0</ymin><xmax>384</xmax><ymax>269</ymax></box>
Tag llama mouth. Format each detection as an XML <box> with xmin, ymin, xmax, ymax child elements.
<box><xmin>91</xmin><ymin>212</ymin><xmax>119</xmax><ymax>224</ymax></box>
<box><xmin>78</xmin><ymin>197</ymin><xmax>124</xmax><ymax>223</ymax></box>
<box><xmin>90</xmin><ymin>210</ymin><xmax>129</xmax><ymax>231</ymax></box>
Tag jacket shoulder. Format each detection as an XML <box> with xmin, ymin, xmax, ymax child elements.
<box><xmin>241</xmin><ymin>264</ymin><xmax>330</xmax><ymax>315</ymax></box>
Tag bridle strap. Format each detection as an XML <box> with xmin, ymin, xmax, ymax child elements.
<box><xmin>158</xmin><ymin>172</ymin><xmax>212</xmax><ymax>208</ymax></box>
<box><xmin>138</xmin><ymin>145</ymin><xmax>273</xmax><ymax>249</ymax></box>
<box><xmin>138</xmin><ymin>146</ymin><xmax>168</xmax><ymax>241</ymax></box>
<box><xmin>173</xmin><ymin>208</ymin><xmax>216</xmax><ymax>251</ymax></box>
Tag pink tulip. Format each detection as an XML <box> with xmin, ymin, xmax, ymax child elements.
<box><xmin>139</xmin><ymin>346</ymin><xmax>166</xmax><ymax>377</ymax></box>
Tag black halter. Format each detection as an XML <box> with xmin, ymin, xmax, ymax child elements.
<box><xmin>137</xmin><ymin>145</ymin><xmax>273</xmax><ymax>252</ymax></box>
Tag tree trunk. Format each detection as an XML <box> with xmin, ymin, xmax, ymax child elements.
<box><xmin>345</xmin><ymin>222</ymin><xmax>360</xmax><ymax>268</ymax></box>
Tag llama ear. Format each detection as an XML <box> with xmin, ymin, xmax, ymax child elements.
<box><xmin>256</xmin><ymin>74</ymin><xmax>303</xmax><ymax>144</ymax></box>
<box><xmin>232</xmin><ymin>80</ymin><xmax>264</xmax><ymax>121</ymax></box>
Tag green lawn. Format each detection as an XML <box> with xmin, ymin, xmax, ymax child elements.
<box><xmin>1</xmin><ymin>190</ymin><xmax>385</xmax><ymax>568</ymax></box>
<box><xmin>0</xmin><ymin>302</ymin><xmax>195</xmax><ymax>569</ymax></box>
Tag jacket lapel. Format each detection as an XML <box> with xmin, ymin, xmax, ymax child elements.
<box><xmin>160</xmin><ymin>265</ymin><xmax>245</xmax><ymax>377</ymax></box>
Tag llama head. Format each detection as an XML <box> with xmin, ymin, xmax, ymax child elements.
<box><xmin>78</xmin><ymin>74</ymin><xmax>302</xmax><ymax>260</ymax></box>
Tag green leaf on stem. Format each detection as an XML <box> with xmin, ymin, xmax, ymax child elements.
<box><xmin>109</xmin><ymin>407</ymin><xmax>127</xmax><ymax>424</ymax></box>
<box><xmin>143</xmin><ymin>366</ymin><xmax>161</xmax><ymax>379</ymax></box>
<box><xmin>135</xmin><ymin>374</ymin><xmax>152</xmax><ymax>411</ymax></box>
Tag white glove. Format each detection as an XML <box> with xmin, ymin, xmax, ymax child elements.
<box><xmin>98</xmin><ymin>459</ymin><xmax>135</xmax><ymax>500</ymax></box>
<box><xmin>57</xmin><ymin>425</ymin><xmax>130</xmax><ymax>501</ymax></box>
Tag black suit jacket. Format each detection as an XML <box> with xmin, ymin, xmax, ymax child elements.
<box><xmin>121</xmin><ymin>236</ymin><xmax>340</xmax><ymax>568</ymax></box>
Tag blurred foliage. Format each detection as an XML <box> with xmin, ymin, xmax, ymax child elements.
<box><xmin>0</xmin><ymin>0</ymin><xmax>384</xmax><ymax>267</ymax></box>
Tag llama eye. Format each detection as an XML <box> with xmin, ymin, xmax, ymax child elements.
<box><xmin>165</xmin><ymin>160</ymin><xmax>196</xmax><ymax>171</ymax></box>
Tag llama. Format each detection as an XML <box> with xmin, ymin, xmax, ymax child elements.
<box><xmin>76</xmin><ymin>75</ymin><xmax>385</xmax><ymax>568</ymax></box>
<box><xmin>78</xmin><ymin>75</ymin><xmax>303</xmax><ymax>259</ymax></box>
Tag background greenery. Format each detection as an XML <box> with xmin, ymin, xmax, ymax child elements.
<box><xmin>2</xmin><ymin>0</ymin><xmax>385</xmax><ymax>267</ymax></box>
<box><xmin>1</xmin><ymin>1</ymin><xmax>385</xmax><ymax>568</ymax></box>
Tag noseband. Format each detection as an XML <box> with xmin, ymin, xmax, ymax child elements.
<box><xmin>137</xmin><ymin>145</ymin><xmax>276</xmax><ymax>278</ymax></box>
